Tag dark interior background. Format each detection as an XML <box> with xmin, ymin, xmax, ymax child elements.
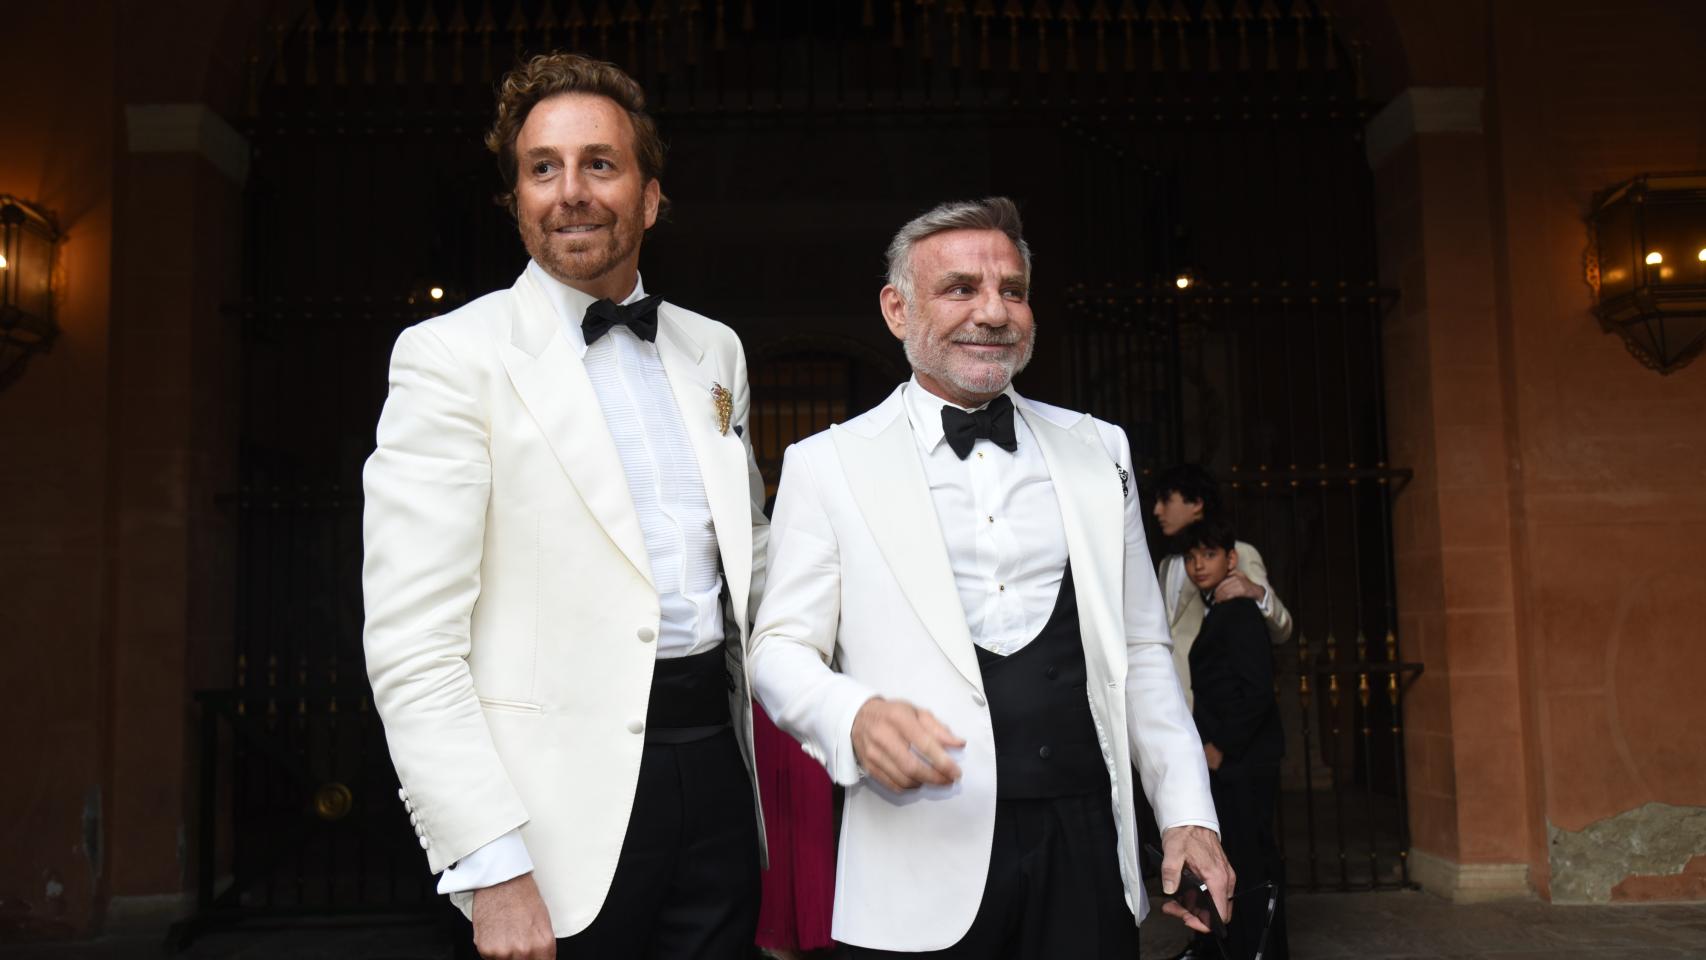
<box><xmin>209</xmin><ymin>0</ymin><xmax>1416</xmax><ymax>923</ymax></box>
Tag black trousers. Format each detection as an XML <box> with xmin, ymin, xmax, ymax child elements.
<box><xmin>556</xmin><ymin>727</ymin><xmax>761</xmax><ymax>960</ymax></box>
<box><xmin>1202</xmin><ymin>767</ymin><xmax>1288</xmax><ymax>960</ymax></box>
<box><xmin>846</xmin><ymin>792</ymin><xmax>1137</xmax><ymax>960</ymax></box>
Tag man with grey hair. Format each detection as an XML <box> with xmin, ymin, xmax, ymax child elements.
<box><xmin>749</xmin><ymin>197</ymin><xmax>1235</xmax><ymax>957</ymax></box>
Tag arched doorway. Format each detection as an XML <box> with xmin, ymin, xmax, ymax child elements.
<box><xmin>202</xmin><ymin>0</ymin><xmax>1416</xmax><ymax>930</ymax></box>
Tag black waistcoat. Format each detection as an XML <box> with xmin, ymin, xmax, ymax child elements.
<box><xmin>975</xmin><ymin>562</ymin><xmax>1110</xmax><ymax>800</ymax></box>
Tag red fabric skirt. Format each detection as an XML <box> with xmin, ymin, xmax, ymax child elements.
<box><xmin>752</xmin><ymin>704</ymin><xmax>836</xmax><ymax>951</ymax></box>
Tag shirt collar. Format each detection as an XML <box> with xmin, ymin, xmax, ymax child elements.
<box><xmin>527</xmin><ymin>259</ymin><xmax>649</xmax><ymax>357</ymax></box>
<box><xmin>900</xmin><ymin>374</ymin><xmax>1020</xmax><ymax>456</ymax></box>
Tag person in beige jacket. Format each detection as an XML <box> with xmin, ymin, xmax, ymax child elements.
<box><xmin>1150</xmin><ymin>464</ymin><xmax>1293</xmax><ymax>708</ymax></box>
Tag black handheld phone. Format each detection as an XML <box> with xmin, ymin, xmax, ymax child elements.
<box><xmin>1144</xmin><ymin>844</ymin><xmax>1228</xmax><ymax>939</ymax></box>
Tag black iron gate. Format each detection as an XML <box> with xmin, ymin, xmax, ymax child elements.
<box><xmin>197</xmin><ymin>0</ymin><xmax>1416</xmax><ymax>931</ymax></box>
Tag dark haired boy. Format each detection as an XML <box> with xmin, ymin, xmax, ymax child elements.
<box><xmin>1151</xmin><ymin>464</ymin><xmax>1293</xmax><ymax>708</ymax></box>
<box><xmin>1178</xmin><ymin>517</ymin><xmax>1288</xmax><ymax>960</ymax></box>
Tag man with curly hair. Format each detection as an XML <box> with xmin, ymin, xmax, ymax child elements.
<box><xmin>362</xmin><ymin>53</ymin><xmax>768</xmax><ymax>960</ymax></box>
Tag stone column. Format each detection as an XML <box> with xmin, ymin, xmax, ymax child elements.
<box><xmin>1367</xmin><ymin>87</ymin><xmax>1534</xmax><ymax>902</ymax></box>
<box><xmin>99</xmin><ymin>102</ymin><xmax>245</xmax><ymax>930</ymax></box>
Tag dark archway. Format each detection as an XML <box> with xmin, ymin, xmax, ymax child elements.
<box><xmin>201</xmin><ymin>0</ymin><xmax>1416</xmax><ymax>930</ymax></box>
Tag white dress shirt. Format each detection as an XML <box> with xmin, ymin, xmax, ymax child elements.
<box><xmin>439</xmin><ymin>262</ymin><xmax>725</xmax><ymax>894</ymax></box>
<box><xmin>901</xmin><ymin>378</ymin><xmax>1069</xmax><ymax>655</ymax></box>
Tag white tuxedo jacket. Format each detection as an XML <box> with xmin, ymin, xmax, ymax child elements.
<box><xmin>749</xmin><ymin>386</ymin><xmax>1217</xmax><ymax>951</ymax></box>
<box><xmin>362</xmin><ymin>267</ymin><xmax>768</xmax><ymax>937</ymax></box>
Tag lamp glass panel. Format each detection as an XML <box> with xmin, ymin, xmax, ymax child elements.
<box><xmin>15</xmin><ymin>224</ymin><xmax>54</xmax><ymax>321</ymax></box>
<box><xmin>1664</xmin><ymin>315</ymin><xmax>1706</xmax><ymax>350</ymax></box>
<box><xmin>1595</xmin><ymin>199</ymin><xmax>1636</xmax><ymax>299</ymax></box>
<box><xmin>1642</xmin><ymin>199</ymin><xmax>1706</xmax><ymax>287</ymax></box>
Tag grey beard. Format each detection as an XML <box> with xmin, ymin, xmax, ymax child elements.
<box><xmin>903</xmin><ymin>328</ymin><xmax>1034</xmax><ymax>396</ymax></box>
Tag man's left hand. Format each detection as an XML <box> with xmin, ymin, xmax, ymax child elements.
<box><xmin>1213</xmin><ymin>572</ymin><xmax>1265</xmax><ymax>604</ymax></box>
<box><xmin>1159</xmin><ymin>824</ymin><xmax>1235</xmax><ymax>935</ymax></box>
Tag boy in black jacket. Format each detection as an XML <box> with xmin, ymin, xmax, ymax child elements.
<box><xmin>1179</xmin><ymin>516</ymin><xmax>1288</xmax><ymax>960</ymax></box>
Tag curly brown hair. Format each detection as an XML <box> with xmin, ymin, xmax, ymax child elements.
<box><xmin>484</xmin><ymin>52</ymin><xmax>668</xmax><ymax>219</ymax></box>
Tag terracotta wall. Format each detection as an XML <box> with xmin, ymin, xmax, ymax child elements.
<box><xmin>1486</xmin><ymin>0</ymin><xmax>1706</xmax><ymax>901</ymax></box>
<box><xmin>1375</xmin><ymin>107</ymin><xmax>1536</xmax><ymax>891</ymax></box>
<box><xmin>0</xmin><ymin>2</ymin><xmax>118</xmax><ymax>939</ymax></box>
<box><xmin>1355</xmin><ymin>0</ymin><xmax>1705</xmax><ymax>901</ymax></box>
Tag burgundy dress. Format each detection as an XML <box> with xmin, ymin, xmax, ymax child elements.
<box><xmin>752</xmin><ymin>703</ymin><xmax>836</xmax><ymax>952</ymax></box>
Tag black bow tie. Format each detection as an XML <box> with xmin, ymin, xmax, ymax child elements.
<box><xmin>941</xmin><ymin>394</ymin><xmax>1018</xmax><ymax>460</ymax></box>
<box><xmin>582</xmin><ymin>295</ymin><xmax>663</xmax><ymax>344</ymax></box>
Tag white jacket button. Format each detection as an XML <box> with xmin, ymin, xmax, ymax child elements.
<box><xmin>637</xmin><ymin>627</ymin><xmax>656</xmax><ymax>643</ymax></box>
<box><xmin>628</xmin><ymin>720</ymin><xmax>646</xmax><ymax>735</ymax></box>
<box><xmin>972</xmin><ymin>692</ymin><xmax>987</xmax><ymax>707</ymax></box>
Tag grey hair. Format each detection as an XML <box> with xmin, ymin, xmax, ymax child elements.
<box><xmin>884</xmin><ymin>196</ymin><xmax>1033</xmax><ymax>301</ymax></box>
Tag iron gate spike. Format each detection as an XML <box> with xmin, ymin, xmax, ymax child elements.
<box><xmin>359</xmin><ymin>0</ymin><xmax>380</xmax><ymax>86</ymax></box>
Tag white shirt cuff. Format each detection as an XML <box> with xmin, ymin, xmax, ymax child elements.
<box><xmin>829</xmin><ymin>691</ymin><xmax>879</xmax><ymax>787</ymax></box>
<box><xmin>436</xmin><ymin>828</ymin><xmax>534</xmax><ymax>894</ymax></box>
<box><xmin>1158</xmin><ymin>817</ymin><xmax>1222</xmax><ymax>838</ymax></box>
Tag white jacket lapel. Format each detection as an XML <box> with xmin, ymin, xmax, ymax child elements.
<box><xmin>831</xmin><ymin>388</ymin><xmax>983</xmax><ymax>691</ymax></box>
<box><xmin>496</xmin><ymin>270</ymin><xmax>653</xmax><ymax>586</ymax></box>
<box><xmin>655</xmin><ymin>309</ymin><xmax>753</xmax><ymax>629</ymax></box>
<box><xmin>1019</xmin><ymin>398</ymin><xmax>1126</xmax><ymax>680</ymax></box>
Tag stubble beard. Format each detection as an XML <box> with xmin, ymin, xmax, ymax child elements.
<box><xmin>903</xmin><ymin>304</ymin><xmax>1035</xmax><ymax>399</ymax></box>
<box><xmin>521</xmin><ymin>205</ymin><xmax>642</xmax><ymax>288</ymax></box>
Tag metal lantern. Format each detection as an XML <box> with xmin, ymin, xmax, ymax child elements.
<box><xmin>1586</xmin><ymin>173</ymin><xmax>1706</xmax><ymax>375</ymax></box>
<box><xmin>0</xmin><ymin>195</ymin><xmax>60</xmax><ymax>391</ymax></box>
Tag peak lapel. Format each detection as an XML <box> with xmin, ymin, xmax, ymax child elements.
<box><xmin>496</xmin><ymin>271</ymin><xmax>652</xmax><ymax>586</ymax></box>
<box><xmin>655</xmin><ymin>310</ymin><xmax>754</xmax><ymax>623</ymax></box>
<box><xmin>831</xmin><ymin>395</ymin><xmax>982</xmax><ymax>691</ymax></box>
<box><xmin>1020</xmin><ymin>403</ymin><xmax>1126</xmax><ymax>679</ymax></box>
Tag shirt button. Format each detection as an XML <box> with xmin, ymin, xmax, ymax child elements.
<box><xmin>987</xmin><ymin>516</ymin><xmax>994</xmax><ymax>523</ymax></box>
<box><xmin>977</xmin><ymin>452</ymin><xmax>984</xmax><ymax>459</ymax></box>
<box><xmin>1038</xmin><ymin>745</ymin><xmax>1053</xmax><ymax>760</ymax></box>
<box><xmin>998</xmin><ymin>584</ymin><xmax>1005</xmax><ymax>592</ymax></box>
<box><xmin>628</xmin><ymin>720</ymin><xmax>646</xmax><ymax>735</ymax></box>
<box><xmin>637</xmin><ymin>626</ymin><xmax>656</xmax><ymax>643</ymax></box>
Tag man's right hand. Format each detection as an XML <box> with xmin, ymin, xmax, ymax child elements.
<box><xmin>472</xmin><ymin>872</ymin><xmax>555</xmax><ymax>960</ymax></box>
<box><xmin>851</xmin><ymin>696</ymin><xmax>966</xmax><ymax>791</ymax></box>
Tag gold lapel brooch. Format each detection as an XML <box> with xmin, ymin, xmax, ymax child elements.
<box><xmin>711</xmin><ymin>383</ymin><xmax>733</xmax><ymax>436</ymax></box>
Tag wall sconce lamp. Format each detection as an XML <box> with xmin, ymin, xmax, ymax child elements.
<box><xmin>1585</xmin><ymin>172</ymin><xmax>1706</xmax><ymax>374</ymax></box>
<box><xmin>0</xmin><ymin>195</ymin><xmax>60</xmax><ymax>392</ymax></box>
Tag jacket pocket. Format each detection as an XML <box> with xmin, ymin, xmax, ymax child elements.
<box><xmin>477</xmin><ymin>696</ymin><xmax>543</xmax><ymax>715</ymax></box>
